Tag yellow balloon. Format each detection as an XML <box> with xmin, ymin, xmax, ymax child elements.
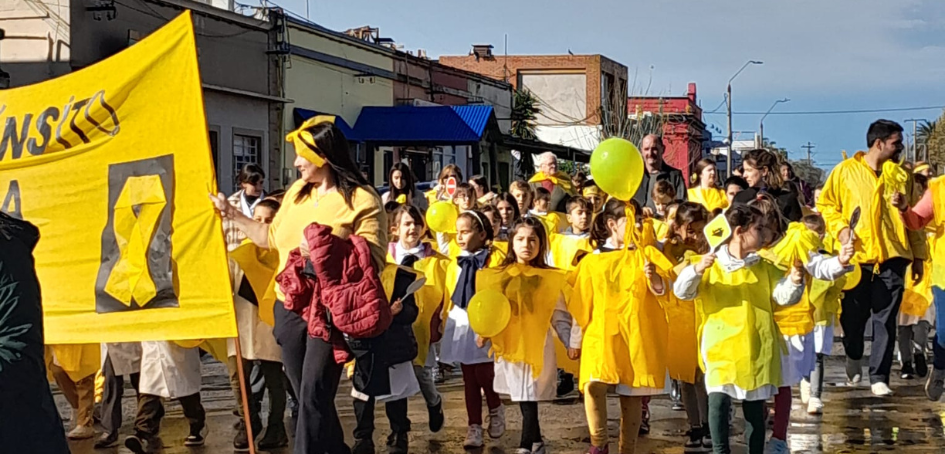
<box><xmin>843</xmin><ymin>262</ymin><xmax>861</xmax><ymax>291</ymax></box>
<box><xmin>468</xmin><ymin>289</ymin><xmax>511</xmax><ymax>338</ymax></box>
<box><xmin>590</xmin><ymin>138</ymin><xmax>644</xmax><ymax>201</ymax></box>
<box><xmin>426</xmin><ymin>201</ymin><xmax>458</xmax><ymax>233</ymax></box>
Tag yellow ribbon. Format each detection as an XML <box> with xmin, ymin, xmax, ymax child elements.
<box><xmin>104</xmin><ymin>175</ymin><xmax>165</xmax><ymax>306</ymax></box>
<box><xmin>528</xmin><ymin>171</ymin><xmax>574</xmax><ymax>193</ymax></box>
<box><xmin>285</xmin><ymin>115</ymin><xmax>334</xmax><ymax>167</ymax></box>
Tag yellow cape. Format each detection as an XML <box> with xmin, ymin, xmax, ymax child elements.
<box><xmin>387</xmin><ymin>252</ymin><xmax>450</xmax><ymax>365</ymax></box>
<box><xmin>229</xmin><ymin>239</ymin><xmax>280</xmax><ymax>326</ymax></box>
<box><xmin>528</xmin><ymin>171</ymin><xmax>574</xmax><ymax>193</ymax></box>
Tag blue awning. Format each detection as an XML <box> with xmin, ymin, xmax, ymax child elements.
<box><xmin>351</xmin><ymin>105</ymin><xmax>495</xmax><ymax>145</ymax></box>
<box><xmin>293</xmin><ymin>108</ymin><xmax>358</xmax><ymax>141</ymax></box>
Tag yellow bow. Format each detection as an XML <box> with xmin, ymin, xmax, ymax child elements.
<box><xmin>395</xmin><ymin>194</ymin><xmax>407</xmax><ymax>204</ymax></box>
<box><xmin>285</xmin><ymin>115</ymin><xmax>334</xmax><ymax>167</ymax></box>
<box><xmin>528</xmin><ymin>171</ymin><xmax>574</xmax><ymax>193</ymax></box>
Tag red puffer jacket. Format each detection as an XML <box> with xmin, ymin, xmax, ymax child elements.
<box><xmin>276</xmin><ymin>223</ymin><xmax>392</xmax><ymax>364</ymax></box>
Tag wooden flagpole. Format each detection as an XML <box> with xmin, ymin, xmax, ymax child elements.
<box><xmin>233</xmin><ymin>335</ymin><xmax>257</xmax><ymax>454</ymax></box>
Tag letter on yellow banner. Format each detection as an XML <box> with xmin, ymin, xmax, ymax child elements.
<box><xmin>0</xmin><ymin>12</ymin><xmax>237</xmax><ymax>344</ymax></box>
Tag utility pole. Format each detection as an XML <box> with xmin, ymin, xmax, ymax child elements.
<box><xmin>904</xmin><ymin>118</ymin><xmax>928</xmax><ymax>162</ymax></box>
<box><xmin>802</xmin><ymin>142</ymin><xmax>815</xmax><ymax>165</ymax></box>
<box><xmin>725</xmin><ymin>60</ymin><xmax>763</xmax><ymax>178</ymax></box>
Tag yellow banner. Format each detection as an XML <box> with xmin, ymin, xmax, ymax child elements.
<box><xmin>0</xmin><ymin>12</ymin><xmax>237</xmax><ymax>344</ymax></box>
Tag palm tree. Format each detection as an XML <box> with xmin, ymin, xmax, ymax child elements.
<box><xmin>511</xmin><ymin>88</ymin><xmax>540</xmax><ymax>140</ymax></box>
<box><xmin>917</xmin><ymin>120</ymin><xmax>937</xmax><ymax>146</ymax></box>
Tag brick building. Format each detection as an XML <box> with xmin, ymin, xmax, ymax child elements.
<box><xmin>439</xmin><ymin>46</ymin><xmax>628</xmax><ymax>151</ymax></box>
<box><xmin>628</xmin><ymin>83</ymin><xmax>708</xmax><ymax>182</ymax></box>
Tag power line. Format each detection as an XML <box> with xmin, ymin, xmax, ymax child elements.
<box><xmin>705</xmin><ymin>105</ymin><xmax>945</xmax><ymax>116</ymax></box>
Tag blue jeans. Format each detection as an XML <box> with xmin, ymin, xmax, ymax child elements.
<box><xmin>932</xmin><ymin>287</ymin><xmax>945</xmax><ymax>370</ymax></box>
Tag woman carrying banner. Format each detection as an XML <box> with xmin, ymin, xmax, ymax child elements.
<box><xmin>211</xmin><ymin>117</ymin><xmax>387</xmax><ymax>454</ymax></box>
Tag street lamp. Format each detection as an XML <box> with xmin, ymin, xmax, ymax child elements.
<box><xmin>726</xmin><ymin>60</ymin><xmax>763</xmax><ymax>177</ymax></box>
<box><xmin>759</xmin><ymin>98</ymin><xmax>790</xmax><ymax>148</ymax></box>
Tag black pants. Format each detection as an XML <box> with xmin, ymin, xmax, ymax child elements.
<box><xmin>134</xmin><ymin>393</ymin><xmax>205</xmax><ymax>438</ymax></box>
<box><xmin>353</xmin><ymin>397</ymin><xmax>410</xmax><ymax>440</ymax></box>
<box><xmin>229</xmin><ymin>357</ymin><xmax>287</xmax><ymax>433</ymax></box>
<box><xmin>840</xmin><ymin>258</ymin><xmax>908</xmax><ymax>384</ymax></box>
<box><xmin>519</xmin><ymin>401</ymin><xmax>542</xmax><ymax>449</ymax></box>
<box><xmin>101</xmin><ymin>356</ymin><xmax>140</xmax><ymax>435</ymax></box>
<box><xmin>274</xmin><ymin>303</ymin><xmax>348</xmax><ymax>454</ymax></box>
<box><xmin>707</xmin><ymin>393</ymin><xmax>765</xmax><ymax>454</ymax></box>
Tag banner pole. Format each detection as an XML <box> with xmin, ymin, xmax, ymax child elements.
<box><xmin>233</xmin><ymin>335</ymin><xmax>257</xmax><ymax>454</ymax></box>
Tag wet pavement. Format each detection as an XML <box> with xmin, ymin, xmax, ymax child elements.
<box><xmin>59</xmin><ymin>344</ymin><xmax>945</xmax><ymax>453</ymax></box>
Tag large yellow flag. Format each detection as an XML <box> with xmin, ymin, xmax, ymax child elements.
<box><xmin>0</xmin><ymin>12</ymin><xmax>237</xmax><ymax>344</ymax></box>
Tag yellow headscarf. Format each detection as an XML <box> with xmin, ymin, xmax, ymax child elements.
<box><xmin>285</xmin><ymin>115</ymin><xmax>335</xmax><ymax>167</ymax></box>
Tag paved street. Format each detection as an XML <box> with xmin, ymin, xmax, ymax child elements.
<box><xmin>60</xmin><ymin>346</ymin><xmax>945</xmax><ymax>454</ymax></box>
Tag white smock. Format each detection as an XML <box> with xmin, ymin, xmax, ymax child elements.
<box><xmin>138</xmin><ymin>341</ymin><xmax>203</xmax><ymax>399</ymax></box>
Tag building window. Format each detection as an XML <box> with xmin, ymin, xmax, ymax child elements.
<box><xmin>208</xmin><ymin>130</ymin><xmax>219</xmax><ymax>171</ymax></box>
<box><xmin>233</xmin><ymin>133</ymin><xmax>261</xmax><ymax>189</ymax></box>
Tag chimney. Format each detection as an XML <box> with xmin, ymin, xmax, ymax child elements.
<box><xmin>472</xmin><ymin>44</ymin><xmax>494</xmax><ymax>61</ymax></box>
<box><xmin>687</xmin><ymin>82</ymin><xmax>697</xmax><ymax>103</ymax></box>
<box><xmin>417</xmin><ymin>49</ymin><xmax>428</xmax><ymax>59</ymax></box>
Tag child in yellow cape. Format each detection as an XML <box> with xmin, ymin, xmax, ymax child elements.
<box><xmin>386</xmin><ymin>204</ymin><xmax>450</xmax><ymax>433</ymax></box>
<box><xmin>439</xmin><ymin>210</ymin><xmax>507</xmax><ymax>449</ymax></box>
<box><xmin>571</xmin><ymin>198</ymin><xmax>671</xmax><ymax>454</ymax></box>
<box><xmin>475</xmin><ymin>217</ymin><xmax>580</xmax><ymax>454</ymax></box>
<box><xmin>659</xmin><ymin>202</ymin><xmax>712</xmax><ymax>451</ymax></box>
<box><xmin>673</xmin><ymin>205</ymin><xmax>805</xmax><ymax>454</ymax></box>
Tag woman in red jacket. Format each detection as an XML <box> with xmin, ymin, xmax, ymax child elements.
<box><xmin>211</xmin><ymin>118</ymin><xmax>387</xmax><ymax>454</ymax></box>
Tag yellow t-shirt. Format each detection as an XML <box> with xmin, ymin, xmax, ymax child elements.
<box><xmin>269</xmin><ymin>180</ymin><xmax>388</xmax><ymax>300</ymax></box>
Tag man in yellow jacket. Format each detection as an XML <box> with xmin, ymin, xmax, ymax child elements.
<box><xmin>817</xmin><ymin>119</ymin><xmax>928</xmax><ymax>396</ymax></box>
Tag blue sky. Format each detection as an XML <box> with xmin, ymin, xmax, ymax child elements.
<box><xmin>275</xmin><ymin>0</ymin><xmax>945</xmax><ymax>174</ymax></box>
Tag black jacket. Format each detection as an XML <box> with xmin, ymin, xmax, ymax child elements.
<box><xmin>0</xmin><ymin>213</ymin><xmax>70</xmax><ymax>453</ymax></box>
<box><xmin>732</xmin><ymin>186</ymin><xmax>804</xmax><ymax>223</ymax></box>
<box><xmin>632</xmin><ymin>162</ymin><xmax>688</xmax><ymax>212</ymax></box>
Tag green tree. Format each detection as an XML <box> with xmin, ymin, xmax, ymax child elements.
<box><xmin>511</xmin><ymin>88</ymin><xmax>540</xmax><ymax>140</ymax></box>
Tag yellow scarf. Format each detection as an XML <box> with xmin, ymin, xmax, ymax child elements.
<box><xmin>528</xmin><ymin>171</ymin><xmax>574</xmax><ymax>193</ymax></box>
<box><xmin>285</xmin><ymin>116</ymin><xmax>333</xmax><ymax>167</ymax></box>
<box><xmin>229</xmin><ymin>239</ymin><xmax>280</xmax><ymax>326</ymax></box>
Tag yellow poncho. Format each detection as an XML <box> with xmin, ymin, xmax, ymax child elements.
<box><xmin>530</xmin><ymin>211</ymin><xmax>567</xmax><ymax>235</ymax></box>
<box><xmin>687</xmin><ymin>187</ymin><xmax>729</xmax><ymax>213</ymax></box>
<box><xmin>692</xmin><ymin>255</ymin><xmax>785</xmax><ymax>391</ymax></box>
<box><xmin>548</xmin><ymin>234</ymin><xmax>592</xmax><ymax>271</ymax></box>
<box><xmin>763</xmin><ymin>224</ymin><xmax>823</xmax><ymax>337</ymax></box>
<box><xmin>387</xmin><ymin>251</ymin><xmax>450</xmax><ymax>365</ymax></box>
<box><xmin>659</xmin><ymin>242</ymin><xmax>701</xmax><ymax>383</ymax></box>
<box><xmin>477</xmin><ymin>264</ymin><xmax>568</xmax><ymax>378</ymax></box>
<box><xmin>46</xmin><ymin>344</ymin><xmax>101</xmax><ymax>382</ymax></box>
<box><xmin>570</xmin><ymin>246</ymin><xmax>670</xmax><ymax>390</ymax></box>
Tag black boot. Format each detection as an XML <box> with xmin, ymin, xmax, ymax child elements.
<box><xmin>352</xmin><ymin>438</ymin><xmax>376</xmax><ymax>454</ymax></box>
<box><xmin>387</xmin><ymin>432</ymin><xmax>408</xmax><ymax>454</ymax></box>
<box><xmin>428</xmin><ymin>400</ymin><xmax>444</xmax><ymax>433</ymax></box>
<box><xmin>233</xmin><ymin>422</ymin><xmax>250</xmax><ymax>452</ymax></box>
<box><xmin>258</xmin><ymin>424</ymin><xmax>289</xmax><ymax>450</ymax></box>
<box><xmin>916</xmin><ymin>352</ymin><xmax>930</xmax><ymax>378</ymax></box>
<box><xmin>901</xmin><ymin>362</ymin><xmax>916</xmax><ymax>380</ymax></box>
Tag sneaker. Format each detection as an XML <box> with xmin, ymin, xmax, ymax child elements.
<box><xmin>846</xmin><ymin>358</ymin><xmax>862</xmax><ymax>386</ymax></box>
<box><xmin>765</xmin><ymin>438</ymin><xmax>788</xmax><ymax>454</ymax></box>
<box><xmin>557</xmin><ymin>370</ymin><xmax>575</xmax><ymax>396</ymax></box>
<box><xmin>67</xmin><ymin>425</ymin><xmax>95</xmax><ymax>440</ymax></box>
<box><xmin>639</xmin><ymin>400</ymin><xmax>650</xmax><ymax>436</ymax></box>
<box><xmin>233</xmin><ymin>423</ymin><xmax>251</xmax><ymax>452</ymax></box>
<box><xmin>901</xmin><ymin>362</ymin><xmax>916</xmax><ymax>380</ymax></box>
<box><xmin>587</xmin><ymin>445</ymin><xmax>610</xmax><ymax>454</ymax></box>
<box><xmin>926</xmin><ymin>368</ymin><xmax>945</xmax><ymax>401</ymax></box>
<box><xmin>807</xmin><ymin>397</ymin><xmax>824</xmax><ymax>415</ymax></box>
<box><xmin>515</xmin><ymin>450</ymin><xmax>531</xmax><ymax>454</ymax></box>
<box><xmin>531</xmin><ymin>442</ymin><xmax>546</xmax><ymax>453</ymax></box>
<box><xmin>800</xmin><ymin>379</ymin><xmax>811</xmax><ymax>404</ymax></box>
<box><xmin>638</xmin><ymin>418</ymin><xmax>650</xmax><ymax>436</ymax></box>
<box><xmin>258</xmin><ymin>425</ymin><xmax>289</xmax><ymax>450</ymax></box>
<box><xmin>386</xmin><ymin>432</ymin><xmax>408</xmax><ymax>454</ymax></box>
<box><xmin>487</xmin><ymin>404</ymin><xmax>506</xmax><ymax>439</ymax></box>
<box><xmin>94</xmin><ymin>432</ymin><xmax>119</xmax><ymax>449</ymax></box>
<box><xmin>464</xmin><ymin>425</ymin><xmax>484</xmax><ymax>449</ymax></box>
<box><xmin>352</xmin><ymin>438</ymin><xmax>375</xmax><ymax>454</ymax></box>
<box><xmin>432</xmin><ymin>366</ymin><xmax>445</xmax><ymax>384</ymax></box>
<box><xmin>428</xmin><ymin>400</ymin><xmax>445</xmax><ymax>433</ymax></box>
<box><xmin>916</xmin><ymin>353</ymin><xmax>930</xmax><ymax>378</ymax></box>
<box><xmin>871</xmin><ymin>382</ymin><xmax>894</xmax><ymax>397</ymax></box>
<box><xmin>124</xmin><ymin>434</ymin><xmax>158</xmax><ymax>454</ymax></box>
<box><xmin>702</xmin><ymin>434</ymin><xmax>713</xmax><ymax>450</ymax></box>
<box><xmin>684</xmin><ymin>427</ymin><xmax>708</xmax><ymax>453</ymax></box>
<box><xmin>184</xmin><ymin>426</ymin><xmax>207</xmax><ymax>447</ymax></box>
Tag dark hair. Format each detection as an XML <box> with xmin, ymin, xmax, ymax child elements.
<box><xmin>293</xmin><ymin>122</ymin><xmax>371</xmax><ymax>207</ymax></box>
<box><xmin>802</xmin><ymin>214</ymin><xmax>826</xmax><ymax>236</ymax></box>
<box><xmin>501</xmin><ymin>217</ymin><xmax>551</xmax><ymax>268</ymax></box>
<box><xmin>495</xmin><ymin>193</ymin><xmax>522</xmax><ymax>225</ymax></box>
<box><xmin>780</xmin><ymin>161</ymin><xmax>795</xmax><ymax>179</ymax></box>
<box><xmin>566</xmin><ymin>196</ymin><xmax>593</xmax><ymax>214</ymax></box>
<box><xmin>691</xmin><ymin>158</ymin><xmax>717</xmax><ymax>187</ymax></box>
<box><xmin>480</xmin><ymin>204</ymin><xmax>501</xmax><ymax>236</ymax></box>
<box><xmin>453</xmin><ymin>183</ymin><xmax>477</xmax><ymax>207</ymax></box>
<box><xmin>392</xmin><ymin>204</ymin><xmax>425</xmax><ymax>231</ymax></box>
<box><xmin>652</xmin><ymin>179</ymin><xmax>677</xmax><ymax>201</ymax></box>
<box><xmin>470</xmin><ymin>175</ymin><xmax>489</xmax><ymax>196</ymax></box>
<box><xmin>747</xmin><ymin>192</ymin><xmax>786</xmax><ymax>244</ymax></box>
<box><xmin>867</xmin><ymin>119</ymin><xmax>903</xmax><ymax>149</ymax></box>
<box><xmin>388</xmin><ymin>162</ymin><xmax>416</xmax><ymax>200</ymax></box>
<box><xmin>724</xmin><ymin>176</ymin><xmax>749</xmax><ymax>191</ymax></box>
<box><xmin>743</xmin><ymin>149</ymin><xmax>783</xmax><ymax>190</ymax></box>
<box><xmin>814</xmin><ymin>183</ymin><xmax>824</xmax><ymax>191</ymax></box>
<box><xmin>591</xmin><ymin>198</ymin><xmax>628</xmax><ymax>249</ymax></box>
<box><xmin>238</xmin><ymin>163</ymin><xmax>265</xmax><ymax>186</ymax></box>
<box><xmin>264</xmin><ymin>189</ymin><xmax>286</xmax><ymax>203</ymax></box>
<box><xmin>534</xmin><ymin>187</ymin><xmax>552</xmax><ymax>202</ymax></box>
<box><xmin>438</xmin><ymin>164</ymin><xmax>463</xmax><ymax>183</ymax></box>
<box><xmin>384</xmin><ymin>201</ymin><xmax>401</xmax><ymax>214</ymax></box>
<box><xmin>458</xmin><ymin>210</ymin><xmax>494</xmax><ymax>243</ymax></box>
<box><xmin>725</xmin><ymin>205</ymin><xmax>764</xmax><ymax>236</ymax></box>
<box><xmin>671</xmin><ymin>202</ymin><xmax>710</xmax><ymax>252</ymax></box>
<box><xmin>254</xmin><ymin>198</ymin><xmax>281</xmax><ymax>214</ymax></box>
